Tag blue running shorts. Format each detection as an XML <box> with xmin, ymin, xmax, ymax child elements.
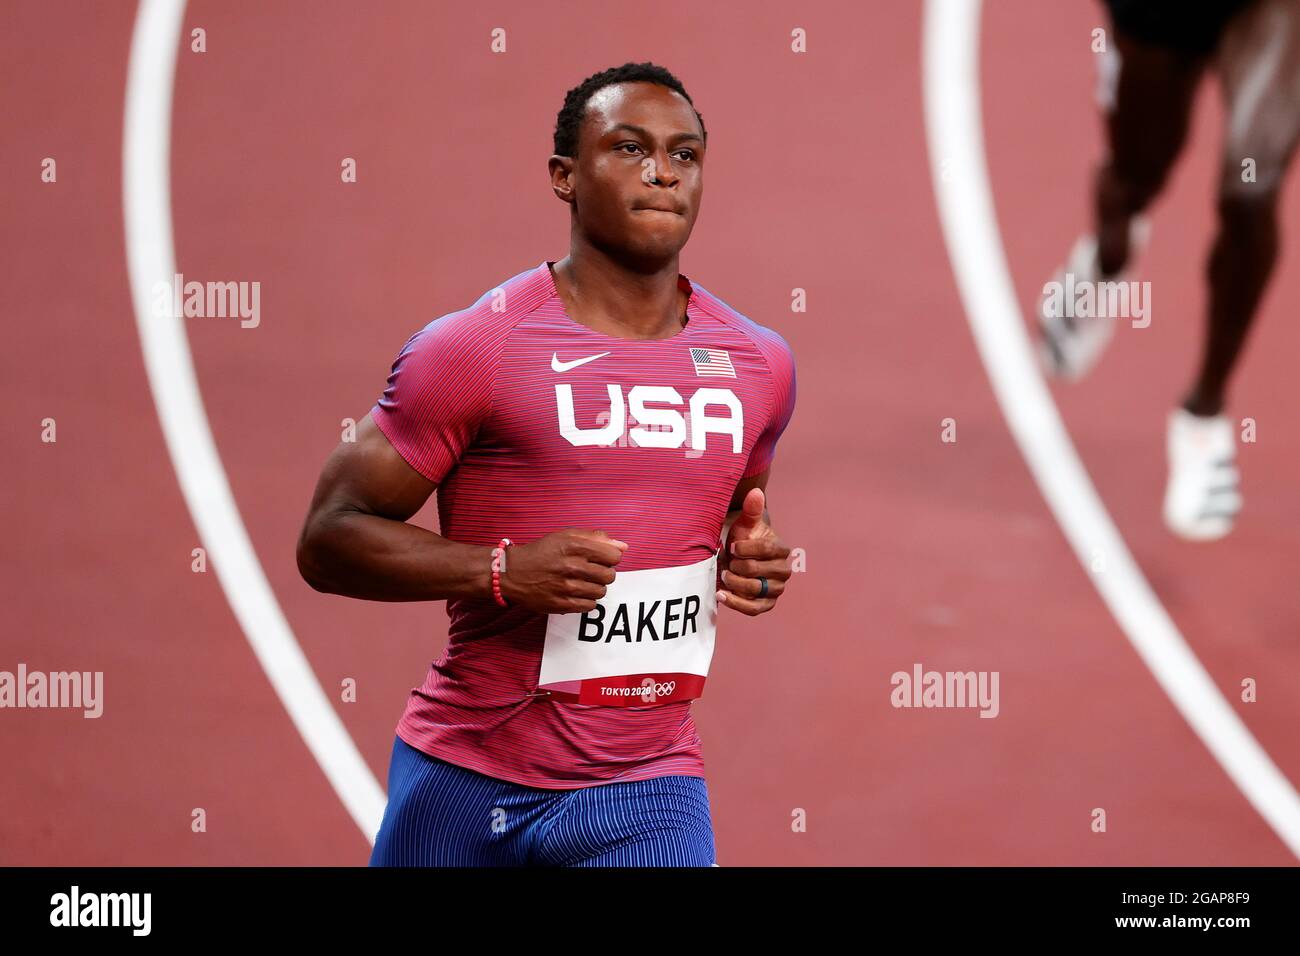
<box><xmin>369</xmin><ymin>735</ymin><xmax>717</xmax><ymax>867</ymax></box>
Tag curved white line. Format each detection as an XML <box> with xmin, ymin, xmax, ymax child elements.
<box><xmin>123</xmin><ymin>0</ymin><xmax>385</xmax><ymax>845</ymax></box>
<box><xmin>921</xmin><ymin>0</ymin><xmax>1300</xmax><ymax>858</ymax></box>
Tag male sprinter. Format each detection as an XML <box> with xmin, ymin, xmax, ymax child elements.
<box><xmin>1038</xmin><ymin>0</ymin><xmax>1300</xmax><ymax>539</ymax></box>
<box><xmin>296</xmin><ymin>62</ymin><xmax>796</xmax><ymax>866</ymax></box>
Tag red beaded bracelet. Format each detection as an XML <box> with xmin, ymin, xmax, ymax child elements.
<box><xmin>490</xmin><ymin>538</ymin><xmax>513</xmax><ymax>607</ymax></box>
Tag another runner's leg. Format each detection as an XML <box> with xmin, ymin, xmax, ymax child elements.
<box><xmin>1038</xmin><ymin>21</ymin><xmax>1205</xmax><ymax>380</ymax></box>
<box><xmin>1164</xmin><ymin>0</ymin><xmax>1300</xmax><ymax>539</ymax></box>
<box><xmin>1184</xmin><ymin>0</ymin><xmax>1300</xmax><ymax>416</ymax></box>
<box><xmin>1095</xmin><ymin>31</ymin><xmax>1205</xmax><ymax>275</ymax></box>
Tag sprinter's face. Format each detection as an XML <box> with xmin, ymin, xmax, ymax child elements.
<box><xmin>551</xmin><ymin>81</ymin><xmax>705</xmax><ymax>264</ymax></box>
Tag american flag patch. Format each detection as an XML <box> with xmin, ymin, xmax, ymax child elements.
<box><xmin>689</xmin><ymin>347</ymin><xmax>736</xmax><ymax>378</ymax></box>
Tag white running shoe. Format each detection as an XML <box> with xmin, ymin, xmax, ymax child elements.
<box><xmin>1163</xmin><ymin>408</ymin><xmax>1242</xmax><ymax>541</ymax></box>
<box><xmin>1037</xmin><ymin>217</ymin><xmax>1150</xmax><ymax>381</ymax></box>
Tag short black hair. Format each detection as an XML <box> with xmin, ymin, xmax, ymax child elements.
<box><xmin>553</xmin><ymin>61</ymin><xmax>707</xmax><ymax>159</ymax></box>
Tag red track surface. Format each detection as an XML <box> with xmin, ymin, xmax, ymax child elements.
<box><xmin>3</xmin><ymin>0</ymin><xmax>1298</xmax><ymax>865</ymax></box>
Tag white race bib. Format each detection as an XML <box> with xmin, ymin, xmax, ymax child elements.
<box><xmin>536</xmin><ymin>555</ymin><xmax>717</xmax><ymax>707</ymax></box>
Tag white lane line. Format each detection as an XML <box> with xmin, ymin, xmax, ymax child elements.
<box><xmin>123</xmin><ymin>0</ymin><xmax>385</xmax><ymax>845</ymax></box>
<box><xmin>922</xmin><ymin>0</ymin><xmax>1300</xmax><ymax>858</ymax></box>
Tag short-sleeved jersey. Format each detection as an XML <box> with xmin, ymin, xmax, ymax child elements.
<box><xmin>371</xmin><ymin>260</ymin><xmax>796</xmax><ymax>788</ymax></box>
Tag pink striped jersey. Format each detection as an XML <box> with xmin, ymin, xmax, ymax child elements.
<box><xmin>371</xmin><ymin>260</ymin><xmax>796</xmax><ymax>788</ymax></box>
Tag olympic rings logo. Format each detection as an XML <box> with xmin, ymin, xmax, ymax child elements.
<box><xmin>639</xmin><ymin>677</ymin><xmax>677</xmax><ymax>701</ymax></box>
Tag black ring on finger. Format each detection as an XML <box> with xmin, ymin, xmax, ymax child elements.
<box><xmin>756</xmin><ymin>576</ymin><xmax>769</xmax><ymax>599</ymax></box>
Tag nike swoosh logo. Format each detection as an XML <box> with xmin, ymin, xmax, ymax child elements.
<box><xmin>551</xmin><ymin>351</ymin><xmax>610</xmax><ymax>372</ymax></box>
